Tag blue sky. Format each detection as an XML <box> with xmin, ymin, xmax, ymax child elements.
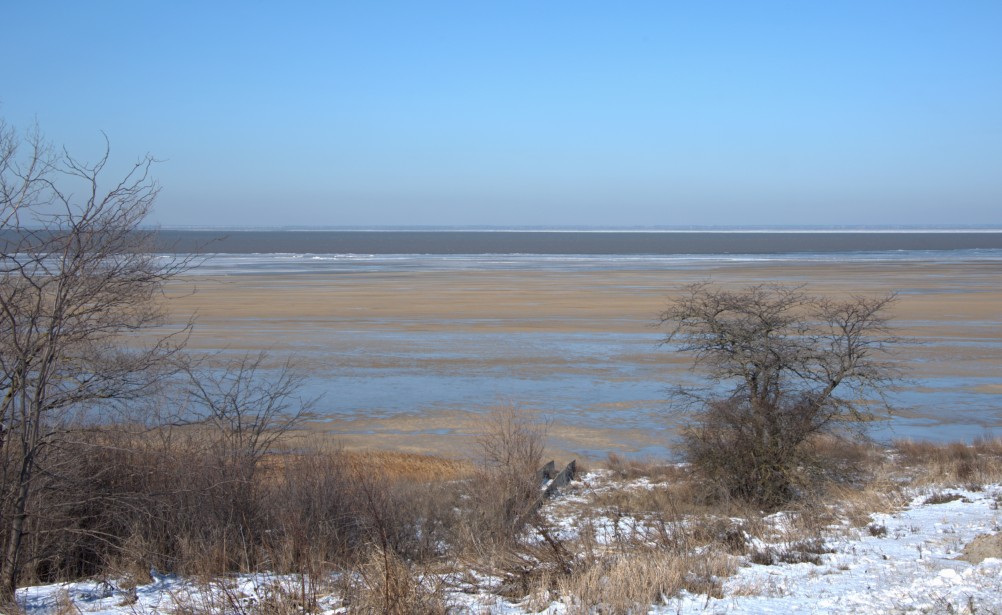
<box><xmin>4</xmin><ymin>2</ymin><xmax>1001</xmax><ymax>227</ymax></box>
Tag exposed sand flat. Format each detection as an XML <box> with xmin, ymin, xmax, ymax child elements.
<box><xmin>163</xmin><ymin>260</ymin><xmax>1002</xmax><ymax>457</ymax></box>
<box><xmin>169</xmin><ymin>262</ymin><xmax>1002</xmax><ymax>330</ymax></box>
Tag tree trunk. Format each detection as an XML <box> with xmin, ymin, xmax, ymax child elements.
<box><xmin>2</xmin><ymin>452</ymin><xmax>35</xmax><ymax>598</ymax></box>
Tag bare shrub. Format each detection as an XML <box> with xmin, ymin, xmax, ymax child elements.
<box><xmin>11</xmin><ymin>420</ymin><xmax>471</xmax><ymax>585</ymax></box>
<box><xmin>339</xmin><ymin>547</ymin><xmax>448</xmax><ymax>615</ymax></box>
<box><xmin>803</xmin><ymin>435</ymin><xmax>884</xmax><ymax>485</ymax></box>
<box><xmin>130</xmin><ymin>353</ymin><xmax>317</xmax><ymax>574</ymax></box>
<box><xmin>685</xmin><ymin>516</ymin><xmax>749</xmax><ymax>556</ymax></box>
<box><xmin>159</xmin><ymin>438</ymin><xmax>463</xmax><ymax>576</ymax></box>
<box><xmin>868</xmin><ymin>523</ymin><xmax>888</xmax><ymax>537</ymax></box>
<box><xmin>473</xmin><ymin>522</ymin><xmax>577</xmax><ymax>604</ymax></box>
<box><xmin>460</xmin><ymin>405</ymin><xmax>547</xmax><ymax>554</ymax></box>
<box><xmin>349</xmin><ymin>472</ymin><xmax>461</xmax><ymax>564</ymax></box>
<box><xmin>659</xmin><ymin>283</ymin><xmax>900</xmax><ymax>508</ymax></box>
<box><xmin>4</xmin><ymin>425</ymin><xmax>216</xmax><ymax>586</ymax></box>
<box><xmin>258</xmin><ymin>446</ymin><xmax>365</xmax><ymax>569</ymax></box>
<box><xmin>923</xmin><ymin>491</ymin><xmax>969</xmax><ymax>505</ymax></box>
<box><xmin>749</xmin><ymin>538</ymin><xmax>832</xmax><ymax>566</ymax></box>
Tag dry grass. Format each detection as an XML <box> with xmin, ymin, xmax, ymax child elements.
<box><xmin>338</xmin><ymin>548</ymin><xmax>449</xmax><ymax>615</ymax></box>
<box><xmin>161</xmin><ymin>575</ymin><xmax>334</xmax><ymax>615</ymax></box>
<box><xmin>539</xmin><ymin>436</ymin><xmax>1002</xmax><ymax>608</ymax></box>
<box><xmin>823</xmin><ymin>462</ymin><xmax>907</xmax><ymax>528</ymax></box>
<box><xmin>337</xmin><ymin>449</ymin><xmax>474</xmax><ymax>482</ymax></box>
<box><xmin>256</xmin><ymin>446</ymin><xmax>473</xmax><ymax>488</ymax></box>
<box><xmin>892</xmin><ymin>436</ymin><xmax>1002</xmax><ymax>486</ymax></box>
<box><xmin>557</xmin><ymin>548</ymin><xmax>735</xmax><ymax>613</ymax></box>
<box><xmin>251</xmin><ymin>433</ymin><xmax>475</xmax><ymax>486</ymax></box>
<box><xmin>15</xmin><ymin>427</ymin><xmax>1002</xmax><ymax>613</ymax></box>
<box><xmin>604</xmin><ymin>452</ymin><xmax>680</xmax><ymax>481</ymax></box>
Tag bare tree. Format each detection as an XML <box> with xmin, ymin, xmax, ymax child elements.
<box><xmin>180</xmin><ymin>352</ymin><xmax>315</xmax><ymax>570</ymax></box>
<box><xmin>0</xmin><ymin>119</ymin><xmax>189</xmax><ymax>596</ymax></box>
<box><xmin>658</xmin><ymin>283</ymin><xmax>899</xmax><ymax>507</ymax></box>
<box><xmin>184</xmin><ymin>352</ymin><xmax>314</xmax><ymax>482</ymax></box>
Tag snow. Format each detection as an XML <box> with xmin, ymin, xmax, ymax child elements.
<box><xmin>16</xmin><ymin>572</ymin><xmax>343</xmax><ymax>615</ymax></box>
<box><xmin>669</xmin><ymin>486</ymin><xmax>1002</xmax><ymax>614</ymax></box>
<box><xmin>16</xmin><ymin>482</ymin><xmax>1002</xmax><ymax>614</ymax></box>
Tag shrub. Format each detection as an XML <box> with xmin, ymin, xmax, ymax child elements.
<box><xmin>460</xmin><ymin>405</ymin><xmax>548</xmax><ymax>553</ymax></box>
<box><xmin>659</xmin><ymin>283</ymin><xmax>899</xmax><ymax>508</ymax></box>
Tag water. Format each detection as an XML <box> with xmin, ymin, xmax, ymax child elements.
<box><xmin>157</xmin><ymin>227</ymin><xmax>1002</xmax><ymax>255</ymax></box>
<box><xmin>159</xmin><ymin>229</ymin><xmax>1002</xmax><ymax>274</ymax></box>
<box><xmin>171</xmin><ymin>249</ymin><xmax>1002</xmax><ymax>276</ymax></box>
<box><xmin>169</xmin><ymin>229</ymin><xmax>1002</xmax><ymax>457</ymax></box>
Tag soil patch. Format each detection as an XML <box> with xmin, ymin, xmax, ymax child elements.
<box><xmin>959</xmin><ymin>532</ymin><xmax>1002</xmax><ymax>564</ymax></box>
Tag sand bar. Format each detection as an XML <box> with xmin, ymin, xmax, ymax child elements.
<box><xmin>164</xmin><ymin>260</ymin><xmax>1002</xmax><ymax>458</ymax></box>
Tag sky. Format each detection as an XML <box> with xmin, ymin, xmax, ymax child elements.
<box><xmin>3</xmin><ymin>2</ymin><xmax>1001</xmax><ymax>228</ymax></box>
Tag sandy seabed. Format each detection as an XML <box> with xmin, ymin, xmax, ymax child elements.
<box><xmin>165</xmin><ymin>260</ymin><xmax>1002</xmax><ymax>459</ymax></box>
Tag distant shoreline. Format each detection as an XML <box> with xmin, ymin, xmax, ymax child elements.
<box><xmin>155</xmin><ymin>225</ymin><xmax>1002</xmax><ymax>233</ymax></box>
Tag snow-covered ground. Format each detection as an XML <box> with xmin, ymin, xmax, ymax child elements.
<box><xmin>676</xmin><ymin>486</ymin><xmax>1002</xmax><ymax>614</ymax></box>
<box><xmin>15</xmin><ymin>479</ymin><xmax>1002</xmax><ymax>614</ymax></box>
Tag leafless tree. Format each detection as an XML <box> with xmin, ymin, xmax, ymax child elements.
<box><xmin>0</xmin><ymin>119</ymin><xmax>190</xmax><ymax>596</ymax></box>
<box><xmin>183</xmin><ymin>351</ymin><xmax>314</xmax><ymax>487</ymax></box>
<box><xmin>179</xmin><ymin>352</ymin><xmax>315</xmax><ymax>569</ymax></box>
<box><xmin>658</xmin><ymin>282</ymin><xmax>899</xmax><ymax>507</ymax></box>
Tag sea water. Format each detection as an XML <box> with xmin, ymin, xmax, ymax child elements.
<box><xmin>164</xmin><ymin>229</ymin><xmax>1002</xmax><ymax>456</ymax></box>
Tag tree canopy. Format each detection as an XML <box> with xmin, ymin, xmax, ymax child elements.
<box><xmin>659</xmin><ymin>282</ymin><xmax>899</xmax><ymax>506</ymax></box>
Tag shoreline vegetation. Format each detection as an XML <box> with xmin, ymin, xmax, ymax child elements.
<box><xmin>16</xmin><ymin>258</ymin><xmax>1002</xmax><ymax>611</ymax></box>
<box><xmin>22</xmin><ymin>250</ymin><xmax>979</xmax><ymax>612</ymax></box>
<box><xmin>7</xmin><ymin>255</ymin><xmax>1002</xmax><ymax>612</ymax></box>
<box><xmin>4</xmin><ymin>15</ymin><xmax>1001</xmax><ymax>596</ymax></box>
<box><xmin>4</xmin><ymin>165</ymin><xmax>1001</xmax><ymax>612</ymax></box>
<box><xmin>12</xmin><ymin>429</ymin><xmax>1002</xmax><ymax>613</ymax></box>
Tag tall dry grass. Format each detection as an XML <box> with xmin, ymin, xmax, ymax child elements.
<box><xmin>892</xmin><ymin>436</ymin><xmax>1002</xmax><ymax>485</ymax></box>
<box><xmin>556</xmin><ymin>547</ymin><xmax>734</xmax><ymax>614</ymax></box>
<box><xmin>457</xmin><ymin>405</ymin><xmax>548</xmax><ymax>556</ymax></box>
<box><xmin>337</xmin><ymin>547</ymin><xmax>449</xmax><ymax>615</ymax></box>
<box><xmin>7</xmin><ymin>427</ymin><xmax>473</xmax><ymax>588</ymax></box>
<box><xmin>13</xmin><ymin>411</ymin><xmax>1002</xmax><ymax>614</ymax></box>
<box><xmin>530</xmin><ymin>436</ymin><xmax>1002</xmax><ymax>610</ymax></box>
